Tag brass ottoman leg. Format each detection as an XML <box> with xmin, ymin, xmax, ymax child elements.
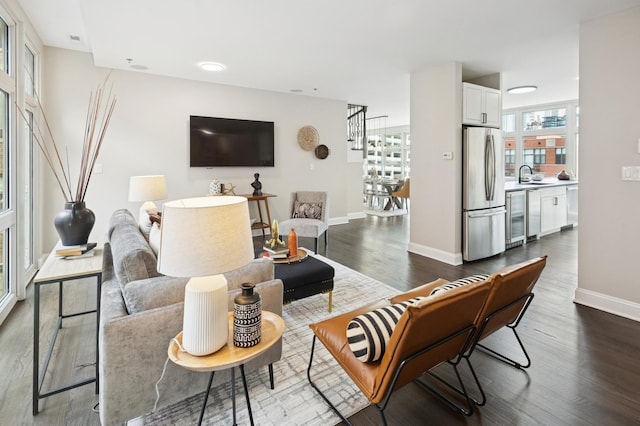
<box><xmin>328</xmin><ymin>291</ymin><xmax>333</xmax><ymax>312</ymax></box>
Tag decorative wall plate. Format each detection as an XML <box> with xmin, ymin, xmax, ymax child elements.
<box><xmin>315</xmin><ymin>144</ymin><xmax>329</xmax><ymax>160</ymax></box>
<box><xmin>297</xmin><ymin>126</ymin><xmax>319</xmax><ymax>151</ymax></box>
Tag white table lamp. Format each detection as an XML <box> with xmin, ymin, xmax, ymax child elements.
<box><xmin>128</xmin><ymin>175</ymin><xmax>168</xmax><ymax>213</ymax></box>
<box><xmin>157</xmin><ymin>196</ymin><xmax>254</xmax><ymax>356</ymax></box>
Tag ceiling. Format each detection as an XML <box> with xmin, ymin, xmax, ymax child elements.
<box><xmin>17</xmin><ymin>0</ymin><xmax>640</xmax><ymax>127</ymax></box>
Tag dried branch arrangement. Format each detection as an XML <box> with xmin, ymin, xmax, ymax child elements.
<box><xmin>18</xmin><ymin>74</ymin><xmax>117</xmax><ymax>202</ymax></box>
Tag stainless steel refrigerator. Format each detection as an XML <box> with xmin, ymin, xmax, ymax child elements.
<box><xmin>463</xmin><ymin>126</ymin><xmax>505</xmax><ymax>261</ymax></box>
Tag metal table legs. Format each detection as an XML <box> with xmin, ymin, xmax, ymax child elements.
<box><xmin>32</xmin><ymin>274</ymin><xmax>101</xmax><ymax>415</ymax></box>
<box><xmin>198</xmin><ymin>364</ymin><xmax>255</xmax><ymax>426</ymax></box>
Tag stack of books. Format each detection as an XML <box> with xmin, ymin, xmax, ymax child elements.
<box><xmin>262</xmin><ymin>244</ymin><xmax>289</xmax><ymax>259</ymax></box>
<box><xmin>55</xmin><ymin>242</ymin><xmax>97</xmax><ymax>259</ymax></box>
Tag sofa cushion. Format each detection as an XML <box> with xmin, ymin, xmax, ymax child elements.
<box><xmin>109</xmin><ymin>222</ymin><xmax>161</xmax><ymax>291</ymax></box>
<box><xmin>149</xmin><ymin>223</ymin><xmax>161</xmax><ymax>256</ymax></box>
<box><xmin>107</xmin><ymin>209</ymin><xmax>137</xmax><ymax>240</ymax></box>
<box><xmin>347</xmin><ymin>297</ymin><xmax>424</xmax><ymax>363</ymax></box>
<box><xmin>138</xmin><ymin>207</ymin><xmax>153</xmax><ymax>240</ymax></box>
<box><xmin>122</xmin><ymin>275</ymin><xmax>189</xmax><ymax>314</ymax></box>
<box><xmin>429</xmin><ymin>274</ymin><xmax>489</xmax><ymax>296</ymax></box>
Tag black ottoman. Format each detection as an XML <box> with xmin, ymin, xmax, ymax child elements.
<box><xmin>274</xmin><ymin>256</ymin><xmax>335</xmax><ymax>311</ymax></box>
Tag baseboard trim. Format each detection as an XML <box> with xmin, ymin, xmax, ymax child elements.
<box><xmin>407</xmin><ymin>242</ymin><xmax>463</xmax><ymax>266</ymax></box>
<box><xmin>347</xmin><ymin>212</ymin><xmax>366</xmax><ymax>220</ymax></box>
<box><xmin>574</xmin><ymin>288</ymin><xmax>640</xmax><ymax>322</ymax></box>
<box><xmin>329</xmin><ymin>216</ymin><xmax>349</xmax><ymax>226</ymax></box>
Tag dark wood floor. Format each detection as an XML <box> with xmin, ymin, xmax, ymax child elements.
<box><xmin>2</xmin><ymin>215</ymin><xmax>639</xmax><ymax>425</ymax></box>
<box><xmin>317</xmin><ymin>216</ymin><xmax>640</xmax><ymax>425</ymax></box>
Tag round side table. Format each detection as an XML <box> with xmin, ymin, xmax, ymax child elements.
<box><xmin>168</xmin><ymin>311</ymin><xmax>285</xmax><ymax>426</ymax></box>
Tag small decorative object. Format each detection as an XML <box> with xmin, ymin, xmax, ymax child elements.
<box><xmin>297</xmin><ymin>125</ymin><xmax>319</xmax><ymax>151</ymax></box>
<box><xmin>251</xmin><ymin>172</ymin><xmax>262</xmax><ymax>196</ymax></box>
<box><xmin>18</xmin><ymin>73</ymin><xmax>116</xmax><ymax>245</ymax></box>
<box><xmin>209</xmin><ymin>179</ymin><xmax>222</xmax><ymax>195</ymax></box>
<box><xmin>221</xmin><ymin>183</ymin><xmax>236</xmax><ymax>195</ymax></box>
<box><xmin>557</xmin><ymin>170</ymin><xmax>570</xmax><ymax>180</ymax></box>
<box><xmin>182</xmin><ymin>276</ymin><xmax>229</xmax><ymax>355</ymax></box>
<box><xmin>54</xmin><ymin>201</ymin><xmax>96</xmax><ymax>246</ymax></box>
<box><xmin>265</xmin><ymin>219</ymin><xmax>285</xmax><ymax>249</ymax></box>
<box><xmin>233</xmin><ymin>283</ymin><xmax>262</xmax><ymax>348</ymax></box>
<box><xmin>315</xmin><ymin>144</ymin><xmax>330</xmax><ymax>160</ymax></box>
<box><xmin>288</xmin><ymin>228</ymin><xmax>298</xmax><ymax>257</ymax></box>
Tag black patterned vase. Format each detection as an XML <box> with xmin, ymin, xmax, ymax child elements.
<box><xmin>233</xmin><ymin>283</ymin><xmax>262</xmax><ymax>348</ymax></box>
<box><xmin>54</xmin><ymin>201</ymin><xmax>95</xmax><ymax>246</ymax></box>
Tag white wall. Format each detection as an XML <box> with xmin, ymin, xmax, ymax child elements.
<box><xmin>408</xmin><ymin>62</ymin><xmax>463</xmax><ymax>265</ymax></box>
<box><xmin>41</xmin><ymin>48</ymin><xmax>359</xmax><ymax>251</ymax></box>
<box><xmin>575</xmin><ymin>6</ymin><xmax>640</xmax><ymax>321</ymax></box>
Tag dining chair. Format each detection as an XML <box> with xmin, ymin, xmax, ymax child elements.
<box><xmin>391</xmin><ymin>177</ymin><xmax>410</xmax><ymax>209</ymax></box>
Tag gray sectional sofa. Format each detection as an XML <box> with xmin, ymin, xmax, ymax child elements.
<box><xmin>99</xmin><ymin>209</ymin><xmax>283</xmax><ymax>425</ymax></box>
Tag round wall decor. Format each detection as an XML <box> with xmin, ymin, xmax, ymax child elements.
<box><xmin>315</xmin><ymin>144</ymin><xmax>329</xmax><ymax>159</ymax></box>
<box><xmin>297</xmin><ymin>126</ymin><xmax>319</xmax><ymax>151</ymax></box>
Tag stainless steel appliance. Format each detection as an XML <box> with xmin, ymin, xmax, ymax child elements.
<box><xmin>526</xmin><ymin>189</ymin><xmax>540</xmax><ymax>239</ymax></box>
<box><xmin>463</xmin><ymin>127</ymin><xmax>505</xmax><ymax>261</ymax></box>
<box><xmin>506</xmin><ymin>190</ymin><xmax>526</xmax><ymax>248</ymax></box>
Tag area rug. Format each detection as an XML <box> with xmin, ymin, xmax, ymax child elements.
<box><xmin>129</xmin><ymin>255</ymin><xmax>398</xmax><ymax>426</ymax></box>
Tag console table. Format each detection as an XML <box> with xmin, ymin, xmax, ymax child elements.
<box><xmin>240</xmin><ymin>193</ymin><xmax>276</xmax><ymax>236</ymax></box>
<box><xmin>32</xmin><ymin>244</ymin><xmax>103</xmax><ymax>415</ymax></box>
<box><xmin>168</xmin><ymin>311</ymin><xmax>285</xmax><ymax>426</ymax></box>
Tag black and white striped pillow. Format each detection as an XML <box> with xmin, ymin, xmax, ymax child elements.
<box><xmin>429</xmin><ymin>274</ymin><xmax>489</xmax><ymax>295</ymax></box>
<box><xmin>347</xmin><ymin>297</ymin><xmax>424</xmax><ymax>363</ymax></box>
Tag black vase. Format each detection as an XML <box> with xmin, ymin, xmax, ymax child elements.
<box><xmin>54</xmin><ymin>201</ymin><xmax>95</xmax><ymax>246</ymax></box>
<box><xmin>233</xmin><ymin>283</ymin><xmax>262</xmax><ymax>348</ymax></box>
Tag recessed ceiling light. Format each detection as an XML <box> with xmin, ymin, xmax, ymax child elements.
<box><xmin>290</xmin><ymin>89</ymin><xmax>303</xmax><ymax>93</ymax></box>
<box><xmin>507</xmin><ymin>85</ymin><xmax>537</xmax><ymax>94</ymax></box>
<box><xmin>130</xmin><ymin>64</ymin><xmax>148</xmax><ymax>70</ymax></box>
<box><xmin>199</xmin><ymin>62</ymin><xmax>226</xmax><ymax>72</ymax></box>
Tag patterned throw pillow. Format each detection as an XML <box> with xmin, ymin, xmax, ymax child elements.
<box><xmin>292</xmin><ymin>201</ymin><xmax>323</xmax><ymax>220</ymax></box>
<box><xmin>347</xmin><ymin>297</ymin><xmax>424</xmax><ymax>363</ymax></box>
<box><xmin>429</xmin><ymin>274</ymin><xmax>489</xmax><ymax>296</ymax></box>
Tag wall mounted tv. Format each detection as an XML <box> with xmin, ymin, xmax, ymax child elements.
<box><xmin>190</xmin><ymin>115</ymin><xmax>275</xmax><ymax>167</ymax></box>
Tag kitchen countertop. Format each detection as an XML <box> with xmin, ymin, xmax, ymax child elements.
<box><xmin>505</xmin><ymin>179</ymin><xmax>578</xmax><ymax>192</ymax></box>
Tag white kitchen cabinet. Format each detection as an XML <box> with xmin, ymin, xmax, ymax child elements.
<box><xmin>540</xmin><ymin>187</ymin><xmax>567</xmax><ymax>235</ymax></box>
<box><xmin>566</xmin><ymin>185</ymin><xmax>578</xmax><ymax>226</ymax></box>
<box><xmin>462</xmin><ymin>82</ymin><xmax>501</xmax><ymax>128</ymax></box>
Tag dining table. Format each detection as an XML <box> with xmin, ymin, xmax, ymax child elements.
<box><xmin>380</xmin><ymin>179</ymin><xmax>404</xmax><ymax>210</ymax></box>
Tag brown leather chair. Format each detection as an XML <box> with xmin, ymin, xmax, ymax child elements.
<box><xmin>391</xmin><ymin>255</ymin><xmax>548</xmax><ymax>405</ymax></box>
<box><xmin>307</xmin><ymin>279</ymin><xmax>492</xmax><ymax>425</ymax></box>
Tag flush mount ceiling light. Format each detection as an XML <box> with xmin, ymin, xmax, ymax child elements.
<box><xmin>199</xmin><ymin>62</ymin><xmax>226</xmax><ymax>72</ymax></box>
<box><xmin>507</xmin><ymin>85</ymin><xmax>537</xmax><ymax>94</ymax></box>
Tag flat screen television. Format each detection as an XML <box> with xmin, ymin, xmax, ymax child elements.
<box><xmin>190</xmin><ymin>115</ymin><xmax>275</xmax><ymax>167</ymax></box>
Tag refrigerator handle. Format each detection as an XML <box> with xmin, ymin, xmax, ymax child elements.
<box><xmin>468</xmin><ymin>208</ymin><xmax>507</xmax><ymax>218</ymax></box>
<box><xmin>484</xmin><ymin>133</ymin><xmax>496</xmax><ymax>201</ymax></box>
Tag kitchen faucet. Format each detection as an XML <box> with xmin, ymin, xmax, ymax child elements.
<box><xmin>518</xmin><ymin>165</ymin><xmax>533</xmax><ymax>184</ymax></box>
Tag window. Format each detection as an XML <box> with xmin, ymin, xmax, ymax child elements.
<box><xmin>23</xmin><ymin>110</ymin><xmax>34</xmax><ymax>271</ymax></box>
<box><xmin>502</xmin><ymin>113</ymin><xmax>515</xmax><ymax>133</ymax></box>
<box><xmin>0</xmin><ymin>230</ymin><xmax>5</xmax><ymax>301</ymax></box>
<box><xmin>0</xmin><ymin>19</ymin><xmax>7</xmax><ymax>73</ymax></box>
<box><xmin>0</xmin><ymin>14</ymin><xmax>8</xmax><ymax>305</ymax></box>
<box><xmin>0</xmin><ymin>9</ymin><xmax>42</xmax><ymax>324</ymax></box>
<box><xmin>365</xmin><ymin>128</ymin><xmax>410</xmax><ymax>180</ymax></box>
<box><xmin>24</xmin><ymin>46</ymin><xmax>35</xmax><ymax>96</ymax></box>
<box><xmin>504</xmin><ymin>101</ymin><xmax>577</xmax><ymax>179</ymax></box>
<box><xmin>523</xmin><ymin>108</ymin><xmax>566</xmax><ymax>131</ymax></box>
